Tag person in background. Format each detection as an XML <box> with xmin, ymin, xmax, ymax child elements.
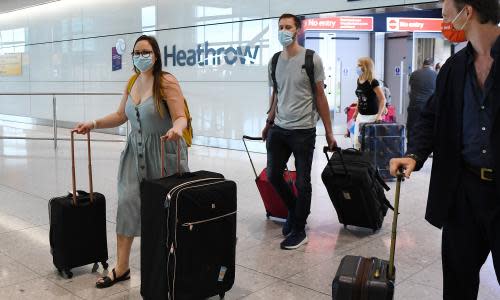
<box><xmin>74</xmin><ymin>35</ymin><xmax>189</xmax><ymax>289</ymax></box>
<box><xmin>352</xmin><ymin>57</ymin><xmax>386</xmax><ymax>149</ymax></box>
<box><xmin>407</xmin><ymin>57</ymin><xmax>437</xmax><ymax>145</ymax></box>
<box><xmin>262</xmin><ymin>13</ymin><xmax>336</xmax><ymax>250</ymax></box>
<box><xmin>390</xmin><ymin>0</ymin><xmax>500</xmax><ymax>298</ymax></box>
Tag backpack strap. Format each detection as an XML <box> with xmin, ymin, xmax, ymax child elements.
<box><xmin>270</xmin><ymin>51</ymin><xmax>281</xmax><ymax>93</ymax></box>
<box><xmin>304</xmin><ymin>49</ymin><xmax>316</xmax><ymax>98</ymax></box>
<box><xmin>267</xmin><ymin>51</ymin><xmax>282</xmax><ymax>114</ymax></box>
<box><xmin>127</xmin><ymin>73</ymin><xmax>139</xmax><ymax>94</ymax></box>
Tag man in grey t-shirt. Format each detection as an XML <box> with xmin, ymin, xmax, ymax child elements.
<box><xmin>262</xmin><ymin>13</ymin><xmax>336</xmax><ymax>250</ymax></box>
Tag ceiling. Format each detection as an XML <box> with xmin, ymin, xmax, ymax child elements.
<box><xmin>0</xmin><ymin>0</ymin><xmax>60</xmax><ymax>14</ymax></box>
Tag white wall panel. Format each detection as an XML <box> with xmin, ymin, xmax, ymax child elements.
<box><xmin>0</xmin><ymin>9</ymin><xmax>29</xmax><ymax>31</ymax></box>
<box><xmin>29</xmin><ymin>96</ymin><xmax>53</xmax><ymax>119</ymax></box>
<box><xmin>156</xmin><ymin>0</ymin><xmax>269</xmax><ymax>29</ymax></box>
<box><xmin>29</xmin><ymin>41</ymin><xmax>84</xmax><ymax>81</ymax></box>
<box><xmin>83</xmin><ymin>82</ymin><xmax>124</xmax><ymax>122</ymax></box>
<box><xmin>29</xmin><ymin>82</ymin><xmax>84</xmax><ymax>121</ymax></box>
<box><xmin>27</xmin><ymin>1</ymin><xmax>83</xmax><ymax>44</ymax></box>
<box><xmin>0</xmin><ymin>96</ymin><xmax>30</xmax><ymax>116</ymax></box>
<box><xmin>82</xmin><ymin>35</ymin><xmax>137</xmax><ymax>82</ymax></box>
<box><xmin>0</xmin><ymin>83</ymin><xmax>30</xmax><ymax>117</ymax></box>
<box><xmin>182</xmin><ymin>81</ymin><xmax>268</xmax><ymax>139</ymax></box>
<box><xmin>81</xmin><ymin>0</ymin><xmax>154</xmax><ymax>37</ymax></box>
<box><xmin>405</xmin><ymin>0</ymin><xmax>438</xmax><ymax>5</ymax></box>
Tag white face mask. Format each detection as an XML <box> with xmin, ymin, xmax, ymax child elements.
<box><xmin>133</xmin><ymin>56</ymin><xmax>154</xmax><ymax>72</ymax></box>
<box><xmin>356</xmin><ymin>66</ymin><xmax>363</xmax><ymax>77</ymax></box>
<box><xmin>278</xmin><ymin>30</ymin><xmax>294</xmax><ymax>47</ymax></box>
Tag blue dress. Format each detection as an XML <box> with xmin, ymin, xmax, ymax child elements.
<box><xmin>116</xmin><ymin>95</ymin><xmax>189</xmax><ymax>236</ymax></box>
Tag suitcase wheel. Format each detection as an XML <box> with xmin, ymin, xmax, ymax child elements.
<box><xmin>91</xmin><ymin>263</ymin><xmax>99</xmax><ymax>273</ymax></box>
<box><xmin>101</xmin><ymin>261</ymin><xmax>109</xmax><ymax>270</ymax></box>
<box><xmin>266</xmin><ymin>212</ymin><xmax>271</xmax><ymax>219</ymax></box>
<box><xmin>219</xmin><ymin>293</ymin><xmax>225</xmax><ymax>299</ymax></box>
<box><xmin>343</xmin><ymin>224</ymin><xmax>347</xmax><ymax>229</ymax></box>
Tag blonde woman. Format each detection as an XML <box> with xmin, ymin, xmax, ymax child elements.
<box><xmin>352</xmin><ymin>57</ymin><xmax>386</xmax><ymax>149</ymax></box>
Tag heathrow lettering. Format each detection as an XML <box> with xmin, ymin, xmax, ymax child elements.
<box><xmin>164</xmin><ymin>41</ymin><xmax>260</xmax><ymax>67</ymax></box>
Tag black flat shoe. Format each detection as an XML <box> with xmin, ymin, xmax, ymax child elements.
<box><xmin>95</xmin><ymin>268</ymin><xmax>130</xmax><ymax>289</ymax></box>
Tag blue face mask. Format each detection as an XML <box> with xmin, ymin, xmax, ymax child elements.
<box><xmin>133</xmin><ymin>56</ymin><xmax>154</xmax><ymax>72</ymax></box>
<box><xmin>356</xmin><ymin>66</ymin><xmax>363</xmax><ymax>77</ymax></box>
<box><xmin>278</xmin><ymin>30</ymin><xmax>294</xmax><ymax>47</ymax></box>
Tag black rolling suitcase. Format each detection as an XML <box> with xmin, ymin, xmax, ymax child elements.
<box><xmin>332</xmin><ymin>172</ymin><xmax>403</xmax><ymax>300</ymax></box>
<box><xmin>321</xmin><ymin>147</ymin><xmax>392</xmax><ymax>232</ymax></box>
<box><xmin>360</xmin><ymin>123</ymin><xmax>405</xmax><ymax>181</ymax></box>
<box><xmin>140</xmin><ymin>141</ymin><xmax>237</xmax><ymax>300</ymax></box>
<box><xmin>49</xmin><ymin>131</ymin><xmax>108</xmax><ymax>278</ymax></box>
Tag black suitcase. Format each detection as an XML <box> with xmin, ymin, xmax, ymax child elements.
<box><xmin>360</xmin><ymin>123</ymin><xmax>405</xmax><ymax>181</ymax></box>
<box><xmin>321</xmin><ymin>147</ymin><xmax>392</xmax><ymax>232</ymax></box>
<box><xmin>140</xmin><ymin>143</ymin><xmax>237</xmax><ymax>300</ymax></box>
<box><xmin>332</xmin><ymin>172</ymin><xmax>403</xmax><ymax>300</ymax></box>
<box><xmin>49</xmin><ymin>131</ymin><xmax>108</xmax><ymax>278</ymax></box>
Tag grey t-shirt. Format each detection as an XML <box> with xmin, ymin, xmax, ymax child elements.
<box><xmin>268</xmin><ymin>48</ymin><xmax>325</xmax><ymax>130</ymax></box>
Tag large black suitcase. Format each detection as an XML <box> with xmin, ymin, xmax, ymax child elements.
<box><xmin>140</xmin><ymin>144</ymin><xmax>237</xmax><ymax>300</ymax></box>
<box><xmin>360</xmin><ymin>123</ymin><xmax>405</xmax><ymax>181</ymax></box>
<box><xmin>332</xmin><ymin>172</ymin><xmax>403</xmax><ymax>300</ymax></box>
<box><xmin>321</xmin><ymin>147</ymin><xmax>392</xmax><ymax>232</ymax></box>
<box><xmin>49</xmin><ymin>131</ymin><xmax>108</xmax><ymax>278</ymax></box>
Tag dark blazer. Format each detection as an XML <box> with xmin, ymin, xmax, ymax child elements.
<box><xmin>409</xmin><ymin>66</ymin><xmax>437</xmax><ymax>107</ymax></box>
<box><xmin>408</xmin><ymin>38</ymin><xmax>500</xmax><ymax>229</ymax></box>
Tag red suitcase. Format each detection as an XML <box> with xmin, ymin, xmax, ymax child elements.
<box><xmin>382</xmin><ymin>105</ymin><xmax>396</xmax><ymax>123</ymax></box>
<box><xmin>242</xmin><ymin>136</ymin><xmax>297</xmax><ymax>220</ymax></box>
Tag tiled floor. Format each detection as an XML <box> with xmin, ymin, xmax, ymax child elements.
<box><xmin>0</xmin><ymin>119</ymin><xmax>498</xmax><ymax>299</ymax></box>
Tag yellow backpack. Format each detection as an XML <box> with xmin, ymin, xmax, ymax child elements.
<box><xmin>127</xmin><ymin>74</ymin><xmax>193</xmax><ymax>147</ymax></box>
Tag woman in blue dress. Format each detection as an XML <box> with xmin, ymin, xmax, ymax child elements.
<box><xmin>74</xmin><ymin>35</ymin><xmax>189</xmax><ymax>288</ymax></box>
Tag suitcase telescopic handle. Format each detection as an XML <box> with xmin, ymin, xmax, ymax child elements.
<box><xmin>242</xmin><ymin>135</ymin><xmax>293</xmax><ymax>180</ymax></box>
<box><xmin>161</xmin><ymin>139</ymin><xmax>181</xmax><ymax>177</ymax></box>
<box><xmin>70</xmin><ymin>130</ymin><xmax>94</xmax><ymax>206</ymax></box>
<box><xmin>388</xmin><ymin>170</ymin><xmax>404</xmax><ymax>280</ymax></box>
<box><xmin>242</xmin><ymin>136</ymin><xmax>262</xmax><ymax>179</ymax></box>
<box><xmin>323</xmin><ymin>146</ymin><xmax>349</xmax><ymax>175</ymax></box>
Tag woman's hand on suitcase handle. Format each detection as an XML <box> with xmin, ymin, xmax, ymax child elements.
<box><xmin>161</xmin><ymin>126</ymin><xmax>183</xmax><ymax>142</ymax></box>
<box><xmin>73</xmin><ymin>121</ymin><xmax>93</xmax><ymax>134</ymax></box>
<box><xmin>389</xmin><ymin>158</ymin><xmax>416</xmax><ymax>179</ymax></box>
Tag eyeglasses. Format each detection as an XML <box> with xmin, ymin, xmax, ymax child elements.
<box><xmin>132</xmin><ymin>50</ymin><xmax>153</xmax><ymax>58</ymax></box>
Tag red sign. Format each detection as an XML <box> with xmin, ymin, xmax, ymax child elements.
<box><xmin>303</xmin><ymin>17</ymin><xmax>374</xmax><ymax>31</ymax></box>
<box><xmin>386</xmin><ymin>17</ymin><xmax>443</xmax><ymax>32</ymax></box>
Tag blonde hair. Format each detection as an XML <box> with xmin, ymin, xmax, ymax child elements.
<box><xmin>357</xmin><ymin>57</ymin><xmax>375</xmax><ymax>83</ymax></box>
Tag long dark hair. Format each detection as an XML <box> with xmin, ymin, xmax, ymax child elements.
<box><xmin>133</xmin><ymin>35</ymin><xmax>167</xmax><ymax>118</ymax></box>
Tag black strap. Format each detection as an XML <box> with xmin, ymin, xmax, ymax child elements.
<box><xmin>304</xmin><ymin>49</ymin><xmax>316</xmax><ymax>98</ymax></box>
<box><xmin>270</xmin><ymin>51</ymin><xmax>281</xmax><ymax>93</ymax></box>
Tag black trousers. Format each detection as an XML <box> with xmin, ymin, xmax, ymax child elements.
<box><xmin>266</xmin><ymin>126</ymin><xmax>316</xmax><ymax>231</ymax></box>
<box><xmin>406</xmin><ymin>104</ymin><xmax>423</xmax><ymax>146</ymax></box>
<box><xmin>442</xmin><ymin>170</ymin><xmax>500</xmax><ymax>299</ymax></box>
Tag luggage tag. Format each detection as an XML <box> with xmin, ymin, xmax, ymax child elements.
<box><xmin>218</xmin><ymin>266</ymin><xmax>227</xmax><ymax>282</ymax></box>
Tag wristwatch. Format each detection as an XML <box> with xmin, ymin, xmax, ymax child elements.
<box><xmin>266</xmin><ymin>119</ymin><xmax>274</xmax><ymax>125</ymax></box>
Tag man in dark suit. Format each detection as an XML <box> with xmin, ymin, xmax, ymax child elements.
<box><xmin>390</xmin><ymin>0</ymin><xmax>500</xmax><ymax>299</ymax></box>
<box><xmin>407</xmin><ymin>57</ymin><xmax>437</xmax><ymax>144</ymax></box>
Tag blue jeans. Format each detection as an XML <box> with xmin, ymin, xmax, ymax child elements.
<box><xmin>266</xmin><ymin>125</ymin><xmax>316</xmax><ymax>231</ymax></box>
